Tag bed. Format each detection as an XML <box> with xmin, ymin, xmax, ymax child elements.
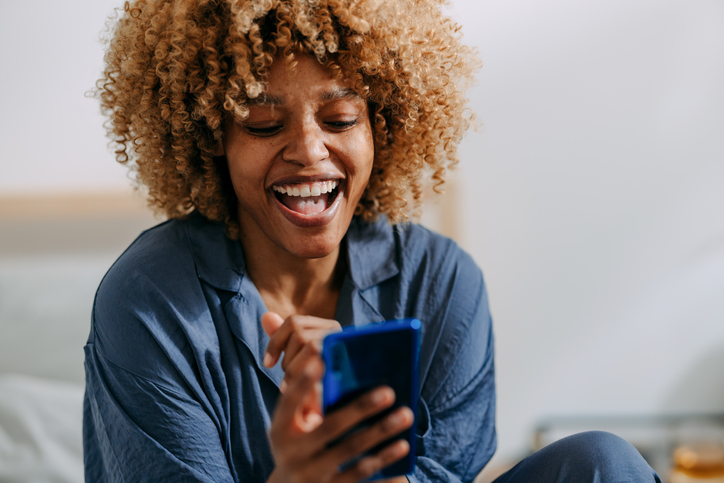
<box><xmin>0</xmin><ymin>193</ymin><xmax>156</xmax><ymax>482</ymax></box>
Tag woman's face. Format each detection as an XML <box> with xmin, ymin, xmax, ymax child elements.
<box><xmin>223</xmin><ymin>54</ymin><xmax>375</xmax><ymax>260</ymax></box>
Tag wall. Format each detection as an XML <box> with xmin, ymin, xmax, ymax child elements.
<box><xmin>0</xmin><ymin>0</ymin><xmax>129</xmax><ymax>195</ymax></box>
<box><xmin>446</xmin><ymin>0</ymin><xmax>724</xmax><ymax>463</ymax></box>
<box><xmin>1</xmin><ymin>0</ymin><xmax>723</xmax><ymax>466</ymax></box>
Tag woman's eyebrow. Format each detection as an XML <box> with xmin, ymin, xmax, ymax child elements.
<box><xmin>245</xmin><ymin>88</ymin><xmax>360</xmax><ymax>106</ymax></box>
<box><xmin>320</xmin><ymin>88</ymin><xmax>362</xmax><ymax>102</ymax></box>
<box><xmin>246</xmin><ymin>94</ymin><xmax>286</xmax><ymax>106</ymax></box>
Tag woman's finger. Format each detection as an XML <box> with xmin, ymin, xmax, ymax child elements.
<box><xmin>263</xmin><ymin>315</ymin><xmax>297</xmax><ymax>367</ymax></box>
<box><xmin>322</xmin><ymin>406</ymin><xmax>414</xmax><ymax>472</ymax></box>
<box><xmin>280</xmin><ymin>328</ymin><xmax>330</xmax><ymax>372</ymax></box>
<box><xmin>338</xmin><ymin>439</ymin><xmax>411</xmax><ymax>483</ymax></box>
<box><xmin>312</xmin><ymin>386</ymin><xmax>397</xmax><ymax>449</ymax></box>
<box><xmin>270</xmin><ymin>378</ymin><xmax>410</xmax><ymax>481</ymax></box>
<box><xmin>261</xmin><ymin>312</ymin><xmax>285</xmax><ymax>338</ymax></box>
<box><xmin>264</xmin><ymin>315</ymin><xmax>341</xmax><ymax>368</ymax></box>
<box><xmin>271</xmin><ymin>357</ymin><xmax>324</xmax><ymax>434</ymax></box>
<box><xmin>280</xmin><ymin>342</ymin><xmax>321</xmax><ymax>392</ymax></box>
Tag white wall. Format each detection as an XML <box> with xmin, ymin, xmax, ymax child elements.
<box><xmin>0</xmin><ymin>0</ymin><xmax>128</xmax><ymax>195</ymax></box>
<box><xmin>2</xmin><ymin>0</ymin><xmax>723</xmax><ymax>465</ymax></box>
<box><xmin>447</xmin><ymin>0</ymin><xmax>724</xmax><ymax>462</ymax></box>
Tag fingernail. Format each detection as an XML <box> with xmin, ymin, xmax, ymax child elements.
<box><xmin>387</xmin><ymin>411</ymin><xmax>403</xmax><ymax>426</ymax></box>
<box><xmin>392</xmin><ymin>439</ymin><xmax>410</xmax><ymax>456</ymax></box>
<box><xmin>279</xmin><ymin>379</ymin><xmax>287</xmax><ymax>393</ymax></box>
<box><xmin>263</xmin><ymin>352</ymin><xmax>273</xmax><ymax>367</ymax></box>
<box><xmin>388</xmin><ymin>408</ymin><xmax>413</xmax><ymax>428</ymax></box>
<box><xmin>371</xmin><ymin>387</ymin><xmax>391</xmax><ymax>405</ymax></box>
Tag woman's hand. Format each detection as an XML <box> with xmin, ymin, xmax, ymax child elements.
<box><xmin>266</xmin><ymin>356</ymin><xmax>414</xmax><ymax>483</ymax></box>
<box><xmin>262</xmin><ymin>312</ymin><xmax>414</xmax><ymax>482</ymax></box>
<box><xmin>262</xmin><ymin>312</ymin><xmax>342</xmax><ymax>393</ymax></box>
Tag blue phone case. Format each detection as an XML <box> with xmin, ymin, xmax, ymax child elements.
<box><xmin>322</xmin><ymin>318</ymin><xmax>421</xmax><ymax>479</ymax></box>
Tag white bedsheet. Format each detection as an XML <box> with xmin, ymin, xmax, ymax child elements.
<box><xmin>0</xmin><ymin>374</ymin><xmax>84</xmax><ymax>483</ymax></box>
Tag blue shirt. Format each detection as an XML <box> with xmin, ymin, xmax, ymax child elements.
<box><xmin>83</xmin><ymin>213</ymin><xmax>496</xmax><ymax>482</ymax></box>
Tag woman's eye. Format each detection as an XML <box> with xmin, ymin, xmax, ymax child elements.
<box><xmin>245</xmin><ymin>125</ymin><xmax>283</xmax><ymax>136</ymax></box>
<box><xmin>326</xmin><ymin>120</ymin><xmax>358</xmax><ymax>131</ymax></box>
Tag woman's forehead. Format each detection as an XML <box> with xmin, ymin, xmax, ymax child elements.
<box><xmin>246</xmin><ymin>88</ymin><xmax>362</xmax><ymax>107</ymax></box>
<box><xmin>246</xmin><ymin>55</ymin><xmax>363</xmax><ymax>101</ymax></box>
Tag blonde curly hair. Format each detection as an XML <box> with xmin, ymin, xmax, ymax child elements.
<box><xmin>98</xmin><ymin>0</ymin><xmax>480</xmax><ymax>238</ymax></box>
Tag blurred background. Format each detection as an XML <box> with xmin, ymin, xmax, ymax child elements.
<box><xmin>1</xmin><ymin>0</ymin><xmax>723</xmax><ymax>481</ymax></box>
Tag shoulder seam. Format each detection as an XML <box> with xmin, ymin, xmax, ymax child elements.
<box><xmin>90</xmin><ymin>343</ymin><xmax>201</xmax><ymax>403</ymax></box>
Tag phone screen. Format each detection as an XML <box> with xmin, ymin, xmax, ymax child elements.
<box><xmin>322</xmin><ymin>318</ymin><xmax>421</xmax><ymax>479</ymax></box>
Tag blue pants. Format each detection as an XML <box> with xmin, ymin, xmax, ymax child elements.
<box><xmin>493</xmin><ymin>431</ymin><xmax>662</xmax><ymax>483</ymax></box>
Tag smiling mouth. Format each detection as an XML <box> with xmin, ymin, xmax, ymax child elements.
<box><xmin>272</xmin><ymin>180</ymin><xmax>341</xmax><ymax>215</ymax></box>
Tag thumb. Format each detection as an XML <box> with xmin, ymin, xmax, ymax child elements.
<box><xmin>261</xmin><ymin>311</ymin><xmax>285</xmax><ymax>338</ymax></box>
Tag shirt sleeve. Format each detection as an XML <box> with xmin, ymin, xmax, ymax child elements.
<box><xmin>82</xmin><ymin>240</ymin><xmax>238</xmax><ymax>483</ymax></box>
<box><xmin>83</xmin><ymin>345</ymin><xmax>236</xmax><ymax>483</ymax></box>
<box><xmin>409</xmin><ymin>248</ymin><xmax>497</xmax><ymax>483</ymax></box>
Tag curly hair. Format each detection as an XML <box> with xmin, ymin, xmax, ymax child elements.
<box><xmin>98</xmin><ymin>0</ymin><xmax>480</xmax><ymax>238</ymax></box>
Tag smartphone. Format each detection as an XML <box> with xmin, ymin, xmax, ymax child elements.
<box><xmin>321</xmin><ymin>318</ymin><xmax>421</xmax><ymax>479</ymax></box>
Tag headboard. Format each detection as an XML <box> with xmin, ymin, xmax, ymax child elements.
<box><xmin>0</xmin><ymin>192</ymin><xmax>158</xmax><ymax>384</ymax></box>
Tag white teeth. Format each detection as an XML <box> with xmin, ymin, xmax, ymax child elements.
<box><xmin>273</xmin><ymin>180</ymin><xmax>339</xmax><ymax>198</ymax></box>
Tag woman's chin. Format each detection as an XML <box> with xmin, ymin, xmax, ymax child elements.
<box><xmin>278</xmin><ymin>235</ymin><xmax>342</xmax><ymax>260</ymax></box>
<box><xmin>269</xmin><ymin>193</ymin><xmax>352</xmax><ymax>259</ymax></box>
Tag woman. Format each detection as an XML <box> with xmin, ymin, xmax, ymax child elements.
<box><xmin>84</xmin><ymin>0</ymin><xmax>660</xmax><ymax>481</ymax></box>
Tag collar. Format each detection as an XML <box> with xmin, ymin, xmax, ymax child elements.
<box><xmin>183</xmin><ymin>212</ymin><xmax>403</xmax><ymax>385</ymax></box>
<box><xmin>185</xmin><ymin>212</ymin><xmax>401</xmax><ymax>293</ymax></box>
<box><xmin>184</xmin><ymin>212</ymin><xmax>247</xmax><ymax>292</ymax></box>
<box><xmin>344</xmin><ymin>216</ymin><xmax>401</xmax><ymax>290</ymax></box>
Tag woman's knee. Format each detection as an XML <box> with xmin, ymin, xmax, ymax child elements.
<box><xmin>496</xmin><ymin>431</ymin><xmax>661</xmax><ymax>482</ymax></box>
<box><xmin>541</xmin><ymin>431</ymin><xmax>659</xmax><ymax>481</ymax></box>
<box><xmin>557</xmin><ymin>431</ymin><xmax>639</xmax><ymax>464</ymax></box>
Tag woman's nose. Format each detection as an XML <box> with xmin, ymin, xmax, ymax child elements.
<box><xmin>282</xmin><ymin>121</ymin><xmax>329</xmax><ymax>166</ymax></box>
